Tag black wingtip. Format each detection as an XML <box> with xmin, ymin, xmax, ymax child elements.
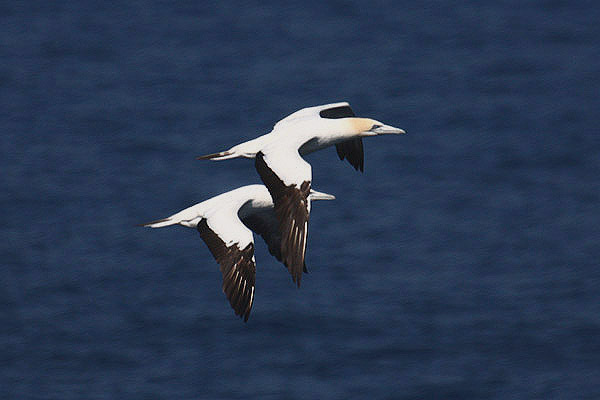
<box><xmin>319</xmin><ymin>105</ymin><xmax>355</xmax><ymax>119</ymax></box>
<box><xmin>335</xmin><ymin>138</ymin><xmax>364</xmax><ymax>173</ymax></box>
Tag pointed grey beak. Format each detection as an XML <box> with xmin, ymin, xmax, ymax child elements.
<box><xmin>309</xmin><ymin>189</ymin><xmax>335</xmax><ymax>201</ymax></box>
<box><xmin>370</xmin><ymin>124</ymin><xmax>405</xmax><ymax>135</ymax></box>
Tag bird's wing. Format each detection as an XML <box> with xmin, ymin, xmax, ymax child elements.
<box><xmin>317</xmin><ymin>103</ymin><xmax>366</xmax><ymax>172</ymax></box>
<box><xmin>197</xmin><ymin>213</ymin><xmax>256</xmax><ymax>322</ymax></box>
<box><xmin>240</xmin><ymin>208</ymin><xmax>282</xmax><ymax>262</ymax></box>
<box><xmin>241</xmin><ymin>208</ymin><xmax>309</xmax><ymax>273</ymax></box>
<box><xmin>318</xmin><ymin>103</ymin><xmax>355</xmax><ymax>119</ymax></box>
<box><xmin>335</xmin><ymin>137</ymin><xmax>364</xmax><ymax>172</ymax></box>
<box><xmin>273</xmin><ymin>102</ymin><xmax>351</xmax><ymax>130</ymax></box>
<box><xmin>254</xmin><ymin>148</ymin><xmax>312</xmax><ymax>287</ymax></box>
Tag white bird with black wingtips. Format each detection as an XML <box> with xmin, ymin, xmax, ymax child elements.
<box><xmin>197</xmin><ymin>102</ymin><xmax>405</xmax><ymax>287</ymax></box>
<box><xmin>139</xmin><ymin>184</ymin><xmax>335</xmax><ymax>322</ymax></box>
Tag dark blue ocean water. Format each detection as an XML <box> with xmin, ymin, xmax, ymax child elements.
<box><xmin>2</xmin><ymin>1</ymin><xmax>599</xmax><ymax>399</ymax></box>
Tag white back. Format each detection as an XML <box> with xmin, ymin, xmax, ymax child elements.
<box><xmin>260</xmin><ymin>142</ymin><xmax>312</xmax><ymax>187</ymax></box>
<box><xmin>201</xmin><ymin>185</ymin><xmax>272</xmax><ymax>249</ymax></box>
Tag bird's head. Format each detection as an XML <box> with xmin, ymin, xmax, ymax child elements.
<box><xmin>315</xmin><ymin>102</ymin><xmax>405</xmax><ymax>138</ymax></box>
<box><xmin>348</xmin><ymin>118</ymin><xmax>406</xmax><ymax>137</ymax></box>
<box><xmin>308</xmin><ymin>189</ymin><xmax>335</xmax><ymax>201</ymax></box>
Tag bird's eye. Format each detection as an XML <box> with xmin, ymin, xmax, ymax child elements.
<box><xmin>371</xmin><ymin>124</ymin><xmax>382</xmax><ymax>130</ymax></box>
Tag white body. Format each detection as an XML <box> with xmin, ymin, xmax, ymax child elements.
<box><xmin>144</xmin><ymin>185</ymin><xmax>272</xmax><ymax>247</ymax></box>
<box><xmin>218</xmin><ymin>102</ymin><xmax>401</xmax><ymax>159</ymax></box>
<box><xmin>143</xmin><ymin>184</ymin><xmax>334</xmax><ymax>247</ymax></box>
<box><xmin>200</xmin><ymin>102</ymin><xmax>404</xmax><ymax>187</ymax></box>
<box><xmin>141</xmin><ymin>184</ymin><xmax>335</xmax><ymax>321</ymax></box>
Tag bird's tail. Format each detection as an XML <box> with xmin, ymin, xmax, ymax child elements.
<box><xmin>138</xmin><ymin>217</ymin><xmax>179</xmax><ymax>228</ymax></box>
<box><xmin>196</xmin><ymin>150</ymin><xmax>238</xmax><ymax>160</ymax></box>
<box><xmin>139</xmin><ymin>203</ymin><xmax>204</xmax><ymax>228</ymax></box>
<box><xmin>197</xmin><ymin>135</ymin><xmax>271</xmax><ymax>160</ymax></box>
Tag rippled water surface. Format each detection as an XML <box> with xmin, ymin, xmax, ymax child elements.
<box><xmin>2</xmin><ymin>2</ymin><xmax>599</xmax><ymax>399</ymax></box>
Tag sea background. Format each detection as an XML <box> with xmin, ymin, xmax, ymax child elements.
<box><xmin>2</xmin><ymin>1</ymin><xmax>599</xmax><ymax>399</ymax></box>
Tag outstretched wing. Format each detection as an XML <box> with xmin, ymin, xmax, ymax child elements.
<box><xmin>254</xmin><ymin>149</ymin><xmax>311</xmax><ymax>287</ymax></box>
<box><xmin>241</xmin><ymin>208</ymin><xmax>282</xmax><ymax>262</ymax></box>
<box><xmin>197</xmin><ymin>216</ymin><xmax>256</xmax><ymax>322</ymax></box>
<box><xmin>274</xmin><ymin>101</ymin><xmax>352</xmax><ymax>130</ymax></box>
<box><xmin>241</xmin><ymin>207</ymin><xmax>309</xmax><ymax>273</ymax></box>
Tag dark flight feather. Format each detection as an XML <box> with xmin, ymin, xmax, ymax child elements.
<box><xmin>197</xmin><ymin>219</ymin><xmax>256</xmax><ymax>322</ymax></box>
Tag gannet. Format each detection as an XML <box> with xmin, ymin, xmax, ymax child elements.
<box><xmin>139</xmin><ymin>184</ymin><xmax>335</xmax><ymax>321</ymax></box>
<box><xmin>198</xmin><ymin>102</ymin><xmax>405</xmax><ymax>171</ymax></box>
<box><xmin>197</xmin><ymin>102</ymin><xmax>404</xmax><ymax>284</ymax></box>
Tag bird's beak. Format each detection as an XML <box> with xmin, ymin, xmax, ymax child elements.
<box><xmin>309</xmin><ymin>190</ymin><xmax>336</xmax><ymax>201</ymax></box>
<box><xmin>369</xmin><ymin>124</ymin><xmax>406</xmax><ymax>135</ymax></box>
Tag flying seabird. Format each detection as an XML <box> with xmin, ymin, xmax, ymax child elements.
<box><xmin>139</xmin><ymin>184</ymin><xmax>335</xmax><ymax>321</ymax></box>
<box><xmin>197</xmin><ymin>102</ymin><xmax>404</xmax><ymax>282</ymax></box>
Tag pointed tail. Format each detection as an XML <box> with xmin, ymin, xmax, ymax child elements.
<box><xmin>196</xmin><ymin>150</ymin><xmax>238</xmax><ymax>160</ymax></box>
<box><xmin>138</xmin><ymin>217</ymin><xmax>179</xmax><ymax>228</ymax></box>
<box><xmin>139</xmin><ymin>202</ymin><xmax>204</xmax><ymax>229</ymax></box>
